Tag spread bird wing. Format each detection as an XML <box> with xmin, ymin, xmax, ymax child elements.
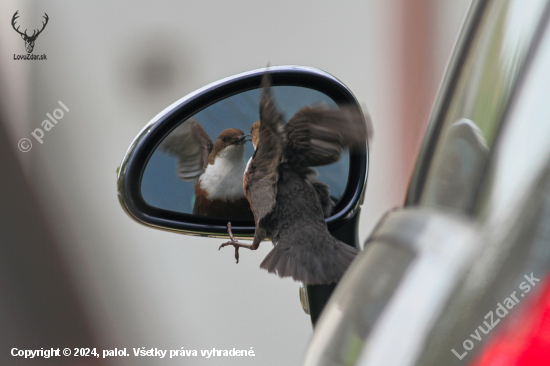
<box><xmin>245</xmin><ymin>74</ymin><xmax>286</xmax><ymax>226</ymax></box>
<box><xmin>159</xmin><ymin>117</ymin><xmax>213</xmax><ymax>182</ymax></box>
<box><xmin>286</xmin><ymin>104</ymin><xmax>369</xmax><ymax>167</ymax></box>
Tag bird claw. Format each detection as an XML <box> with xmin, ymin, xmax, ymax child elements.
<box><xmin>219</xmin><ymin>222</ymin><xmax>255</xmax><ymax>264</ymax></box>
<box><xmin>219</xmin><ymin>221</ymin><xmax>240</xmax><ymax>263</ymax></box>
<box><xmin>219</xmin><ymin>240</ymin><xmax>241</xmax><ymax>263</ymax></box>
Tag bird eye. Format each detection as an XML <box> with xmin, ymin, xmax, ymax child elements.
<box><xmin>221</xmin><ymin>136</ymin><xmax>227</xmax><ymax>143</ymax></box>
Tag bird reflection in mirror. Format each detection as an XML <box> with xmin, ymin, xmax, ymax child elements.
<box><xmin>159</xmin><ymin>119</ymin><xmax>254</xmax><ymax>219</ymax></box>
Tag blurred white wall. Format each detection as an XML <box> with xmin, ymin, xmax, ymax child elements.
<box><xmin>0</xmin><ymin>1</ymin><xmax>470</xmax><ymax>365</ymax></box>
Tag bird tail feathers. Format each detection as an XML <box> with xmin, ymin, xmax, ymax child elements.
<box><xmin>259</xmin><ymin>239</ymin><xmax>358</xmax><ymax>285</ymax></box>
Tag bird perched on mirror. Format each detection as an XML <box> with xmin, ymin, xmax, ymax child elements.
<box><xmin>160</xmin><ymin>120</ymin><xmax>254</xmax><ymax>219</ymax></box>
<box><xmin>219</xmin><ymin>73</ymin><xmax>369</xmax><ymax>285</ymax></box>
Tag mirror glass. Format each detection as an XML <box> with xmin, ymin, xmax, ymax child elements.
<box><xmin>140</xmin><ymin>86</ymin><xmax>350</xmax><ymax>218</ymax></box>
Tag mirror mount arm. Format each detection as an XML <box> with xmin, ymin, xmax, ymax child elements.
<box><xmin>307</xmin><ymin>208</ymin><xmax>361</xmax><ymax>326</ymax></box>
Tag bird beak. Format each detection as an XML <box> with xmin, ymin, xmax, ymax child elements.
<box><xmin>235</xmin><ymin>135</ymin><xmax>250</xmax><ymax>145</ymax></box>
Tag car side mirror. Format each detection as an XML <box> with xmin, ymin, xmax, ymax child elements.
<box><xmin>116</xmin><ymin>66</ymin><xmax>369</xmax><ymax>324</ymax></box>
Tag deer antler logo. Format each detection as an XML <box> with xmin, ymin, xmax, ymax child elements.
<box><xmin>12</xmin><ymin>11</ymin><xmax>49</xmax><ymax>54</ymax></box>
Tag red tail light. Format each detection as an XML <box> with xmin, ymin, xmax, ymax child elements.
<box><xmin>470</xmin><ymin>275</ymin><xmax>550</xmax><ymax>366</ymax></box>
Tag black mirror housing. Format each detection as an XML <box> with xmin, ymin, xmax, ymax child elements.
<box><xmin>117</xmin><ymin>66</ymin><xmax>369</xmax><ymax>239</ymax></box>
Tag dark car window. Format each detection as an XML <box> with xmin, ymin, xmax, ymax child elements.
<box><xmin>417</xmin><ymin>0</ymin><xmax>547</xmax><ymax>214</ymax></box>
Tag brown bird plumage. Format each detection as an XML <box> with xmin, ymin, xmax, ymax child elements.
<box><xmin>160</xmin><ymin>119</ymin><xmax>253</xmax><ymax>219</ymax></box>
<box><xmin>220</xmin><ymin>74</ymin><xmax>368</xmax><ymax>284</ymax></box>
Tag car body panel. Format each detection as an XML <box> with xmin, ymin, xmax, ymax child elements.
<box><xmin>303</xmin><ymin>0</ymin><xmax>550</xmax><ymax>364</ymax></box>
